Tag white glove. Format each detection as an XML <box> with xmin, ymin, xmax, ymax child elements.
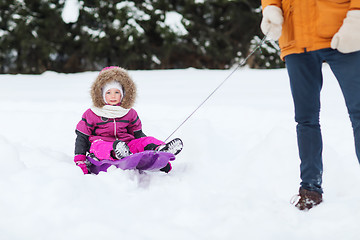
<box><xmin>260</xmin><ymin>5</ymin><xmax>284</xmax><ymax>41</ymax></box>
<box><xmin>331</xmin><ymin>10</ymin><xmax>360</xmax><ymax>53</ymax></box>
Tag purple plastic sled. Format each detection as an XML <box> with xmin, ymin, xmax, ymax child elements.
<box><xmin>86</xmin><ymin>150</ymin><xmax>176</xmax><ymax>174</ymax></box>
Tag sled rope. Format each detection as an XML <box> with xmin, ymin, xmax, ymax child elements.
<box><xmin>163</xmin><ymin>34</ymin><xmax>268</xmax><ymax>143</ymax></box>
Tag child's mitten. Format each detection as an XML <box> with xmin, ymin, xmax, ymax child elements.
<box><xmin>74</xmin><ymin>155</ymin><xmax>89</xmax><ymax>174</ymax></box>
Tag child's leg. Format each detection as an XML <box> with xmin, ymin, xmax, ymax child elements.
<box><xmin>89</xmin><ymin>140</ymin><xmax>116</xmax><ymax>160</ymax></box>
<box><xmin>127</xmin><ymin>137</ymin><xmax>164</xmax><ymax>153</ymax></box>
<box><xmin>128</xmin><ymin>137</ymin><xmax>183</xmax><ymax>155</ymax></box>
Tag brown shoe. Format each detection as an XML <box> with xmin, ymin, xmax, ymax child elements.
<box><xmin>294</xmin><ymin>188</ymin><xmax>323</xmax><ymax>211</ymax></box>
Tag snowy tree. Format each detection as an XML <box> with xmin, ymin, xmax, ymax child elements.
<box><xmin>0</xmin><ymin>0</ymin><xmax>67</xmax><ymax>73</ymax></box>
<box><xmin>0</xmin><ymin>0</ymin><xmax>282</xmax><ymax>73</ymax></box>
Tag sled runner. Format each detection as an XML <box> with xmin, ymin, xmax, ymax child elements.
<box><xmin>86</xmin><ymin>150</ymin><xmax>176</xmax><ymax>174</ymax></box>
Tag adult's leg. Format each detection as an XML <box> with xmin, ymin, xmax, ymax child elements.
<box><xmin>285</xmin><ymin>52</ymin><xmax>324</xmax><ymax>194</ymax></box>
<box><xmin>325</xmin><ymin>49</ymin><xmax>360</xmax><ymax>162</ymax></box>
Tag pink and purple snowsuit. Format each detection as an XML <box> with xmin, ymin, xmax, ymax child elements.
<box><xmin>75</xmin><ymin>108</ymin><xmax>164</xmax><ymax>160</ymax></box>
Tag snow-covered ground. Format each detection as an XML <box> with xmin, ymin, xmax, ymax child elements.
<box><xmin>0</xmin><ymin>67</ymin><xmax>359</xmax><ymax>240</ymax></box>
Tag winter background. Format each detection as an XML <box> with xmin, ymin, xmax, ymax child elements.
<box><xmin>1</xmin><ymin>1</ymin><xmax>360</xmax><ymax>240</ymax></box>
<box><xmin>1</xmin><ymin>66</ymin><xmax>360</xmax><ymax>240</ymax></box>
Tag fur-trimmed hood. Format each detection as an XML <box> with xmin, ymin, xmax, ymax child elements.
<box><xmin>91</xmin><ymin>67</ymin><xmax>136</xmax><ymax>109</ymax></box>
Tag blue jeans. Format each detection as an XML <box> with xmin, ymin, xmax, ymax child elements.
<box><xmin>285</xmin><ymin>48</ymin><xmax>360</xmax><ymax>194</ymax></box>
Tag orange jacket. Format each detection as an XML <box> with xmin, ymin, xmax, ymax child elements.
<box><xmin>262</xmin><ymin>0</ymin><xmax>360</xmax><ymax>59</ymax></box>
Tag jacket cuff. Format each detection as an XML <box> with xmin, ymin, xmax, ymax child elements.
<box><xmin>262</xmin><ymin>0</ymin><xmax>282</xmax><ymax>10</ymax></box>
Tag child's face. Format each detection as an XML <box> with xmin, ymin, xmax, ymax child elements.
<box><xmin>105</xmin><ymin>88</ymin><xmax>122</xmax><ymax>105</ymax></box>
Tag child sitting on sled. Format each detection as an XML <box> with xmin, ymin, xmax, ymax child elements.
<box><xmin>74</xmin><ymin>66</ymin><xmax>183</xmax><ymax>174</ymax></box>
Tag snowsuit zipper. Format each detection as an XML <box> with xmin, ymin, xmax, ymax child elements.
<box><xmin>113</xmin><ymin>119</ymin><xmax>118</xmax><ymax>140</ymax></box>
